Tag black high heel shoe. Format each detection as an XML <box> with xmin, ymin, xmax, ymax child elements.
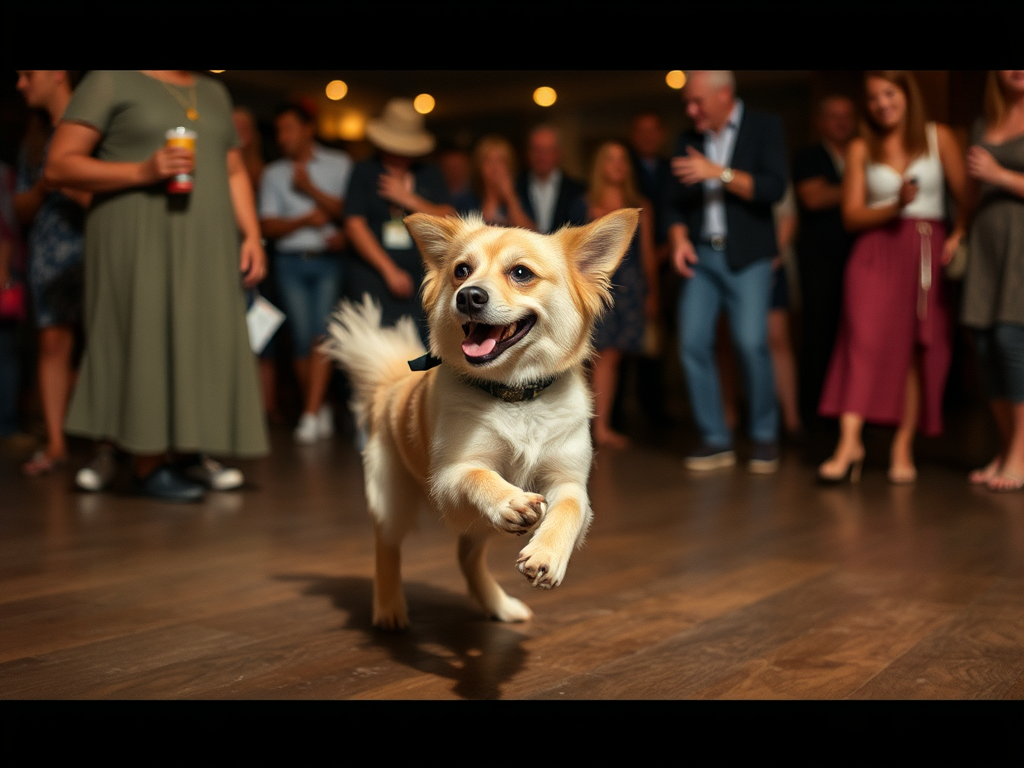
<box><xmin>818</xmin><ymin>453</ymin><xmax>864</xmax><ymax>484</ymax></box>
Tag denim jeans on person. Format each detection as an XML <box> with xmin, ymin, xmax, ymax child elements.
<box><xmin>274</xmin><ymin>251</ymin><xmax>344</xmax><ymax>357</ymax></box>
<box><xmin>677</xmin><ymin>244</ymin><xmax>778</xmax><ymax>447</ymax></box>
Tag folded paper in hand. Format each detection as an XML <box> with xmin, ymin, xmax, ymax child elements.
<box><xmin>246</xmin><ymin>294</ymin><xmax>285</xmax><ymax>354</ymax></box>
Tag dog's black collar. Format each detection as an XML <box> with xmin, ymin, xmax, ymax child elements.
<box><xmin>407</xmin><ymin>353</ymin><xmax>556</xmax><ymax>402</ymax></box>
<box><xmin>465</xmin><ymin>375</ymin><xmax>558</xmax><ymax>403</ymax></box>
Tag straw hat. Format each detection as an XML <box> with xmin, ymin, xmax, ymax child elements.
<box><xmin>365</xmin><ymin>98</ymin><xmax>436</xmax><ymax>157</ymax></box>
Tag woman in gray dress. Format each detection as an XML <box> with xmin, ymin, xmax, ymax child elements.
<box><xmin>44</xmin><ymin>70</ymin><xmax>268</xmax><ymax>501</ymax></box>
<box><xmin>962</xmin><ymin>70</ymin><xmax>1024</xmax><ymax>492</ymax></box>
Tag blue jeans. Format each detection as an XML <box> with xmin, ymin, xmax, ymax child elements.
<box><xmin>678</xmin><ymin>245</ymin><xmax>778</xmax><ymax>446</ymax></box>
<box><xmin>275</xmin><ymin>252</ymin><xmax>344</xmax><ymax>357</ymax></box>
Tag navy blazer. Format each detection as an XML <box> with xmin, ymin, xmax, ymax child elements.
<box><xmin>515</xmin><ymin>171</ymin><xmax>587</xmax><ymax>233</ymax></box>
<box><xmin>662</xmin><ymin>106</ymin><xmax>788</xmax><ymax>271</ymax></box>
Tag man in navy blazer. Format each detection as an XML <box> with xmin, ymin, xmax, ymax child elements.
<box><xmin>663</xmin><ymin>70</ymin><xmax>788</xmax><ymax>473</ymax></box>
<box><xmin>515</xmin><ymin>125</ymin><xmax>586</xmax><ymax>234</ymax></box>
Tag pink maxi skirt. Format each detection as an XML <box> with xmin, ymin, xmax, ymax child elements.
<box><xmin>818</xmin><ymin>217</ymin><xmax>952</xmax><ymax>436</ymax></box>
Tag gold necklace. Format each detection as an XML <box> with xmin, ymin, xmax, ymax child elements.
<box><xmin>160</xmin><ymin>79</ymin><xmax>199</xmax><ymax>121</ymax></box>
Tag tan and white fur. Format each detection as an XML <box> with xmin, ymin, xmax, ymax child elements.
<box><xmin>325</xmin><ymin>209</ymin><xmax>639</xmax><ymax>629</ymax></box>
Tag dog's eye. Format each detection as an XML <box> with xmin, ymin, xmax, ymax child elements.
<box><xmin>454</xmin><ymin>263</ymin><xmax>472</xmax><ymax>280</ymax></box>
<box><xmin>509</xmin><ymin>265</ymin><xmax>535</xmax><ymax>283</ymax></box>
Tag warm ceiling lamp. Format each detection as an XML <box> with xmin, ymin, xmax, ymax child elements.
<box><xmin>414</xmin><ymin>94</ymin><xmax>435</xmax><ymax>114</ymax></box>
<box><xmin>326</xmin><ymin>80</ymin><xmax>348</xmax><ymax>101</ymax></box>
<box><xmin>533</xmin><ymin>86</ymin><xmax>557</xmax><ymax>107</ymax></box>
<box><xmin>339</xmin><ymin>112</ymin><xmax>366</xmax><ymax>141</ymax></box>
<box><xmin>209</xmin><ymin>70</ymin><xmax>225</xmax><ymax>74</ymax></box>
<box><xmin>666</xmin><ymin>71</ymin><xmax>687</xmax><ymax>90</ymax></box>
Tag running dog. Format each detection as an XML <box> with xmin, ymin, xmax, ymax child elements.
<box><xmin>325</xmin><ymin>209</ymin><xmax>639</xmax><ymax>629</ymax></box>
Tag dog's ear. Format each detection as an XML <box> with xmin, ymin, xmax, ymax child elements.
<box><xmin>404</xmin><ymin>214</ymin><xmax>465</xmax><ymax>270</ymax></box>
<box><xmin>560</xmin><ymin>208</ymin><xmax>640</xmax><ymax>286</ymax></box>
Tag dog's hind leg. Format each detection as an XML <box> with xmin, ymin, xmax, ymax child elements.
<box><xmin>373</xmin><ymin>528</ymin><xmax>409</xmax><ymax>630</ymax></box>
<box><xmin>365</xmin><ymin>436</ymin><xmax>419</xmax><ymax>630</ymax></box>
<box><xmin>458</xmin><ymin>531</ymin><xmax>533</xmax><ymax>623</ymax></box>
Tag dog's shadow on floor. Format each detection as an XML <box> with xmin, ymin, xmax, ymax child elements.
<box><xmin>277</xmin><ymin>573</ymin><xmax>530</xmax><ymax>699</ymax></box>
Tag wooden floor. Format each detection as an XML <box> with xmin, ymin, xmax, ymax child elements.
<box><xmin>2</xmin><ymin>412</ymin><xmax>1022</xmax><ymax>700</ymax></box>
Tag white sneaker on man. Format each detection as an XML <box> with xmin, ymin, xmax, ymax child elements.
<box><xmin>294</xmin><ymin>412</ymin><xmax>320</xmax><ymax>445</ymax></box>
<box><xmin>75</xmin><ymin>446</ymin><xmax>118</xmax><ymax>491</ymax></box>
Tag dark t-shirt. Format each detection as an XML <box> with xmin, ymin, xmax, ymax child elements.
<box><xmin>792</xmin><ymin>142</ymin><xmax>854</xmax><ymax>278</ymax></box>
<box><xmin>344</xmin><ymin>156</ymin><xmax>450</xmax><ymax>265</ymax></box>
<box><xmin>343</xmin><ymin>156</ymin><xmax>451</xmax><ymax>336</ymax></box>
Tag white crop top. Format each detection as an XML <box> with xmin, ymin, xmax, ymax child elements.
<box><xmin>865</xmin><ymin>122</ymin><xmax>945</xmax><ymax>219</ymax></box>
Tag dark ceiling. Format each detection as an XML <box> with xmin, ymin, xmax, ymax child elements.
<box><xmin>217</xmin><ymin>69</ymin><xmax>814</xmax><ymax>120</ymax></box>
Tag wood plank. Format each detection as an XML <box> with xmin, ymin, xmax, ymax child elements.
<box><xmin>848</xmin><ymin>576</ymin><xmax>1024</xmax><ymax>699</ymax></box>
<box><xmin>1</xmin><ymin>417</ymin><xmax>1022</xmax><ymax>699</ymax></box>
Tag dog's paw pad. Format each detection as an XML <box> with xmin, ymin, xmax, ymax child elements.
<box><xmin>496</xmin><ymin>492</ymin><xmax>546</xmax><ymax>534</ymax></box>
<box><xmin>516</xmin><ymin>548</ymin><xmax>565</xmax><ymax>589</ymax></box>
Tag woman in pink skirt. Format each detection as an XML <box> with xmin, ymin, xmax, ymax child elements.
<box><xmin>818</xmin><ymin>71</ymin><xmax>967</xmax><ymax>484</ymax></box>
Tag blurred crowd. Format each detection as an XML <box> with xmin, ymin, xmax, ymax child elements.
<box><xmin>2</xmin><ymin>69</ymin><xmax>1023</xmax><ymax>500</ymax></box>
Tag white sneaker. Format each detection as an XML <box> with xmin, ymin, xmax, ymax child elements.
<box><xmin>183</xmin><ymin>455</ymin><xmax>244</xmax><ymax>491</ymax></box>
<box><xmin>75</xmin><ymin>446</ymin><xmax>118</xmax><ymax>491</ymax></box>
<box><xmin>294</xmin><ymin>412</ymin><xmax>320</xmax><ymax>444</ymax></box>
<box><xmin>317</xmin><ymin>404</ymin><xmax>334</xmax><ymax>439</ymax></box>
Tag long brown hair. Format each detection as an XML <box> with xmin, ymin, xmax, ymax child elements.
<box><xmin>860</xmin><ymin>70</ymin><xmax>929</xmax><ymax>162</ymax></box>
<box><xmin>984</xmin><ymin>70</ymin><xmax>1010</xmax><ymax>129</ymax></box>
<box><xmin>586</xmin><ymin>142</ymin><xmax>643</xmax><ymax>210</ymax></box>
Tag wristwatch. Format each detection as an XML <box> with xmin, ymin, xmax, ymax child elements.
<box><xmin>719</xmin><ymin>167</ymin><xmax>734</xmax><ymax>184</ymax></box>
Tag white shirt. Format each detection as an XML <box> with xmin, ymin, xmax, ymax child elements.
<box><xmin>529</xmin><ymin>168</ymin><xmax>562</xmax><ymax>234</ymax></box>
<box><xmin>702</xmin><ymin>100</ymin><xmax>744</xmax><ymax>239</ymax></box>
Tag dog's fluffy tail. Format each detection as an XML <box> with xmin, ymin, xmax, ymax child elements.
<box><xmin>322</xmin><ymin>295</ymin><xmax>426</xmax><ymax>429</ymax></box>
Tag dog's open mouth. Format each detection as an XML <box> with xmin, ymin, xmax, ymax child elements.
<box><xmin>461</xmin><ymin>314</ymin><xmax>537</xmax><ymax>364</ymax></box>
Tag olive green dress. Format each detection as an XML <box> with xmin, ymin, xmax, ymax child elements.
<box><xmin>64</xmin><ymin>71</ymin><xmax>268</xmax><ymax>456</ymax></box>
<box><xmin>961</xmin><ymin>120</ymin><xmax>1024</xmax><ymax>328</ymax></box>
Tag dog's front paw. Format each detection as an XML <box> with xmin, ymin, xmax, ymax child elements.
<box><xmin>516</xmin><ymin>541</ymin><xmax>568</xmax><ymax>589</ymax></box>
<box><xmin>493</xmin><ymin>492</ymin><xmax>546</xmax><ymax>535</ymax></box>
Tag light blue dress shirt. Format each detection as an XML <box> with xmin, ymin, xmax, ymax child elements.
<box><xmin>259</xmin><ymin>144</ymin><xmax>353</xmax><ymax>253</ymax></box>
<box><xmin>701</xmin><ymin>100</ymin><xmax>744</xmax><ymax>240</ymax></box>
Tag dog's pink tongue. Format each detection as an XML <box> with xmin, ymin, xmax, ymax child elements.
<box><xmin>462</xmin><ymin>324</ymin><xmax>502</xmax><ymax>357</ymax></box>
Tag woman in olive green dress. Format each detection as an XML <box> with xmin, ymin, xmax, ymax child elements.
<box><xmin>45</xmin><ymin>70</ymin><xmax>268</xmax><ymax>501</ymax></box>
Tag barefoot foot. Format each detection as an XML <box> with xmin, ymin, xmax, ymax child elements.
<box><xmin>969</xmin><ymin>457</ymin><xmax>1003</xmax><ymax>485</ymax></box>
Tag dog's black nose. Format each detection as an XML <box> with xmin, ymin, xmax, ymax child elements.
<box><xmin>456</xmin><ymin>285</ymin><xmax>489</xmax><ymax>314</ymax></box>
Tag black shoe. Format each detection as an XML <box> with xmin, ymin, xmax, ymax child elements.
<box><xmin>133</xmin><ymin>465</ymin><xmax>205</xmax><ymax>502</ymax></box>
<box><xmin>748</xmin><ymin>441</ymin><xmax>781</xmax><ymax>474</ymax></box>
